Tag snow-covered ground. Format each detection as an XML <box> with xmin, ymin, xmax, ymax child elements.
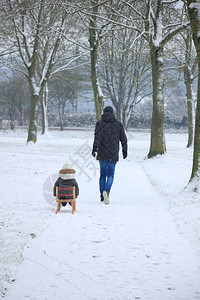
<box><xmin>0</xmin><ymin>128</ymin><xmax>200</xmax><ymax>300</ymax></box>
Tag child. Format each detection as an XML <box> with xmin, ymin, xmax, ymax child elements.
<box><xmin>53</xmin><ymin>162</ymin><xmax>79</xmax><ymax>206</ymax></box>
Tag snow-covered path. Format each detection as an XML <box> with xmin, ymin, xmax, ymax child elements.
<box><xmin>4</xmin><ymin>159</ymin><xmax>200</xmax><ymax>300</ymax></box>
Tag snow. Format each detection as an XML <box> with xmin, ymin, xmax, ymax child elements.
<box><xmin>153</xmin><ymin>10</ymin><xmax>163</xmax><ymax>48</ymax></box>
<box><xmin>189</xmin><ymin>2</ymin><xmax>200</xmax><ymax>15</ymax></box>
<box><xmin>30</xmin><ymin>77</ymin><xmax>40</xmax><ymax>96</ymax></box>
<box><xmin>97</xmin><ymin>79</ymin><xmax>104</xmax><ymax>98</ymax></box>
<box><xmin>1</xmin><ymin>128</ymin><xmax>200</xmax><ymax>300</ymax></box>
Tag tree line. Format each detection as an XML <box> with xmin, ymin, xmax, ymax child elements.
<box><xmin>0</xmin><ymin>0</ymin><xmax>200</xmax><ymax>191</ymax></box>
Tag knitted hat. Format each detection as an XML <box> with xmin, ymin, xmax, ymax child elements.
<box><xmin>59</xmin><ymin>162</ymin><xmax>76</xmax><ymax>175</ymax></box>
<box><xmin>103</xmin><ymin>106</ymin><xmax>113</xmax><ymax>114</ymax></box>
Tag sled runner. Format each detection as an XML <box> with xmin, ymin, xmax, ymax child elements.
<box><xmin>55</xmin><ymin>186</ymin><xmax>76</xmax><ymax>214</ymax></box>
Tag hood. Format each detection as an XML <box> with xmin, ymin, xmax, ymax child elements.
<box><xmin>59</xmin><ymin>173</ymin><xmax>75</xmax><ymax>180</ymax></box>
<box><xmin>101</xmin><ymin>112</ymin><xmax>116</xmax><ymax>123</ymax></box>
<box><xmin>59</xmin><ymin>161</ymin><xmax>76</xmax><ymax>180</ymax></box>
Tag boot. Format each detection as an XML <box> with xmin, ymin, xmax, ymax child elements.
<box><xmin>103</xmin><ymin>190</ymin><xmax>109</xmax><ymax>205</ymax></box>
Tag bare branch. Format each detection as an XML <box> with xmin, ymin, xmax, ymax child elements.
<box><xmin>161</xmin><ymin>22</ymin><xmax>189</xmax><ymax>46</ymax></box>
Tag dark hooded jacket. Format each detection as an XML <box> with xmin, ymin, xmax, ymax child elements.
<box><xmin>53</xmin><ymin>168</ymin><xmax>79</xmax><ymax>199</ymax></box>
<box><xmin>93</xmin><ymin>112</ymin><xmax>127</xmax><ymax>162</ymax></box>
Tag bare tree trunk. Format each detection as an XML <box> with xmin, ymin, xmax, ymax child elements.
<box><xmin>60</xmin><ymin>120</ymin><xmax>64</xmax><ymax>131</ymax></box>
<box><xmin>114</xmin><ymin>102</ymin><xmax>122</xmax><ymax>123</ymax></box>
<box><xmin>122</xmin><ymin>110</ymin><xmax>128</xmax><ymax>130</ymax></box>
<box><xmin>90</xmin><ymin>47</ymin><xmax>104</xmax><ymax>120</ymax></box>
<box><xmin>89</xmin><ymin>2</ymin><xmax>104</xmax><ymax>121</ymax></box>
<box><xmin>27</xmin><ymin>93</ymin><xmax>39</xmax><ymax>143</ymax></box>
<box><xmin>41</xmin><ymin>81</ymin><xmax>49</xmax><ymax>135</ymax></box>
<box><xmin>122</xmin><ymin>107</ymin><xmax>133</xmax><ymax>130</ymax></box>
<box><xmin>74</xmin><ymin>45</ymin><xmax>79</xmax><ymax>113</ymax></box>
<box><xmin>27</xmin><ymin>72</ymin><xmax>40</xmax><ymax>143</ymax></box>
<box><xmin>187</xmin><ymin>0</ymin><xmax>200</xmax><ymax>185</ymax></box>
<box><xmin>9</xmin><ymin>104</ymin><xmax>16</xmax><ymax>130</ymax></box>
<box><xmin>58</xmin><ymin>102</ymin><xmax>64</xmax><ymax>131</ymax></box>
<box><xmin>148</xmin><ymin>44</ymin><xmax>165</xmax><ymax>158</ymax></box>
<box><xmin>184</xmin><ymin>28</ymin><xmax>196</xmax><ymax>148</ymax></box>
<box><xmin>10</xmin><ymin>116</ymin><xmax>15</xmax><ymax>130</ymax></box>
<box><xmin>184</xmin><ymin>67</ymin><xmax>195</xmax><ymax>148</ymax></box>
<box><xmin>191</xmin><ymin>68</ymin><xmax>200</xmax><ymax>181</ymax></box>
<box><xmin>18</xmin><ymin>105</ymin><xmax>24</xmax><ymax>126</ymax></box>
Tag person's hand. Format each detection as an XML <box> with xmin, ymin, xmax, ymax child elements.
<box><xmin>122</xmin><ymin>150</ymin><xmax>127</xmax><ymax>159</ymax></box>
<box><xmin>92</xmin><ymin>147</ymin><xmax>98</xmax><ymax>158</ymax></box>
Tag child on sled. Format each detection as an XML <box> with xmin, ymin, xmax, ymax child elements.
<box><xmin>53</xmin><ymin>162</ymin><xmax>79</xmax><ymax>207</ymax></box>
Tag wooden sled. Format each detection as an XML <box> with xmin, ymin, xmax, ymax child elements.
<box><xmin>55</xmin><ymin>186</ymin><xmax>76</xmax><ymax>214</ymax></box>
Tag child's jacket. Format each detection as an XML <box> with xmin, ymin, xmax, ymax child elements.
<box><xmin>53</xmin><ymin>163</ymin><xmax>79</xmax><ymax>199</ymax></box>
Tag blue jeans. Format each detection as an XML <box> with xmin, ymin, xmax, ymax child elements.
<box><xmin>99</xmin><ymin>160</ymin><xmax>116</xmax><ymax>197</ymax></box>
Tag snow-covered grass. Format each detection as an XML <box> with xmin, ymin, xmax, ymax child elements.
<box><xmin>0</xmin><ymin>128</ymin><xmax>200</xmax><ymax>300</ymax></box>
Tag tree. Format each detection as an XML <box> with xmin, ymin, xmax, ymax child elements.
<box><xmin>187</xmin><ymin>0</ymin><xmax>200</xmax><ymax>188</ymax></box>
<box><xmin>89</xmin><ymin>1</ymin><xmax>102</xmax><ymax>120</ymax></box>
<box><xmin>40</xmin><ymin>81</ymin><xmax>49</xmax><ymax>135</ymax></box>
<box><xmin>76</xmin><ymin>0</ymin><xmax>116</xmax><ymax>120</ymax></box>
<box><xmin>3</xmin><ymin>0</ymin><xmax>74</xmax><ymax>143</ymax></box>
<box><xmin>183</xmin><ymin>29</ymin><xmax>197</xmax><ymax>147</ymax></box>
<box><xmin>0</xmin><ymin>73</ymin><xmax>30</xmax><ymax>129</ymax></box>
<box><xmin>100</xmin><ymin>25</ymin><xmax>151</xmax><ymax>129</ymax></box>
<box><xmin>91</xmin><ymin>0</ymin><xmax>188</xmax><ymax>156</ymax></box>
<box><xmin>143</xmin><ymin>0</ymin><xmax>188</xmax><ymax>157</ymax></box>
<box><xmin>48</xmin><ymin>74</ymin><xmax>75</xmax><ymax>130</ymax></box>
<box><xmin>165</xmin><ymin>27</ymin><xmax>197</xmax><ymax>147</ymax></box>
<box><xmin>88</xmin><ymin>0</ymin><xmax>107</xmax><ymax>120</ymax></box>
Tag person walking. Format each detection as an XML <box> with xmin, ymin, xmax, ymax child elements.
<box><xmin>92</xmin><ymin>106</ymin><xmax>128</xmax><ymax>204</ymax></box>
